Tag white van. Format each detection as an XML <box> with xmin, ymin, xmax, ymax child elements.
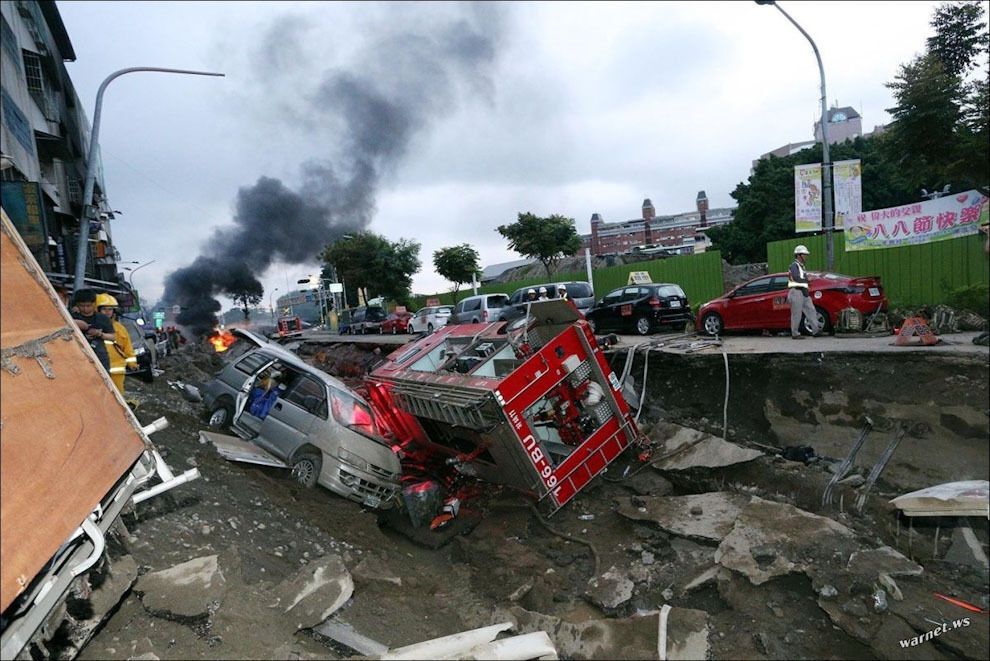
<box><xmin>449</xmin><ymin>293</ymin><xmax>509</xmax><ymax>325</ymax></box>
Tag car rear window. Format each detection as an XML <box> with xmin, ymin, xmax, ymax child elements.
<box><xmin>655</xmin><ymin>285</ymin><xmax>686</xmax><ymax>298</ymax></box>
<box><xmin>437</xmin><ymin>306</ymin><xmax>453</xmax><ymax>314</ymax></box>
<box><xmin>486</xmin><ymin>295</ymin><xmax>508</xmax><ymax>307</ymax></box>
<box><xmin>565</xmin><ymin>283</ymin><xmax>593</xmax><ymax>298</ymax></box>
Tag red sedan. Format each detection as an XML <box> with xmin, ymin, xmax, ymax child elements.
<box><xmin>380</xmin><ymin>311</ymin><xmax>413</xmax><ymax>334</ymax></box>
<box><xmin>696</xmin><ymin>271</ymin><xmax>888</xmax><ymax>336</ymax></box>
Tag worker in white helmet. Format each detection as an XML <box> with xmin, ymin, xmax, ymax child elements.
<box><xmin>787</xmin><ymin>244</ymin><xmax>820</xmax><ymax>339</ymax></box>
<box><xmin>526</xmin><ymin>288</ymin><xmax>538</xmax><ymax>302</ymax></box>
<box><xmin>537</xmin><ymin>286</ymin><xmax>549</xmax><ymax>301</ymax></box>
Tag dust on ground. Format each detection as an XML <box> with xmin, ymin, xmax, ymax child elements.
<box><xmin>68</xmin><ymin>338</ymin><xmax>989</xmax><ymax>661</ymax></box>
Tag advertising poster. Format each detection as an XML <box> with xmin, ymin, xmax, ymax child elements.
<box><xmin>845</xmin><ymin>190</ymin><xmax>988</xmax><ymax>251</ymax></box>
<box><xmin>794</xmin><ymin>164</ymin><xmax>823</xmax><ymax>233</ymax></box>
<box><xmin>833</xmin><ymin>159</ymin><xmax>862</xmax><ymax>230</ymax></box>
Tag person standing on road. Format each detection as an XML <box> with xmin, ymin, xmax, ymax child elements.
<box><xmin>97</xmin><ymin>293</ymin><xmax>137</xmax><ymax>394</ymax></box>
<box><xmin>71</xmin><ymin>289</ymin><xmax>115</xmax><ymax>371</ymax></box>
<box><xmin>787</xmin><ymin>245</ymin><xmax>820</xmax><ymax>340</ymax></box>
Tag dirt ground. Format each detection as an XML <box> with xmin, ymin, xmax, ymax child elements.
<box><xmin>62</xmin><ymin>337</ymin><xmax>989</xmax><ymax>661</ymax></box>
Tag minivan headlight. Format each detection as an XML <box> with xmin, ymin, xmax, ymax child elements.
<box><xmin>337</xmin><ymin>447</ymin><xmax>368</xmax><ymax>471</ymax></box>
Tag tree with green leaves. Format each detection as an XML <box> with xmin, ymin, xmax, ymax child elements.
<box><xmin>433</xmin><ymin>244</ymin><xmax>480</xmax><ymax>303</ymax></box>
<box><xmin>229</xmin><ymin>285</ymin><xmax>263</xmax><ymax>321</ymax></box>
<box><xmin>322</xmin><ymin>232</ymin><xmax>421</xmax><ymax>306</ymax></box>
<box><xmin>883</xmin><ymin>1</ymin><xmax>988</xmax><ymax>192</ymax></box>
<box><xmin>496</xmin><ymin>212</ymin><xmax>582</xmax><ymax>279</ymax></box>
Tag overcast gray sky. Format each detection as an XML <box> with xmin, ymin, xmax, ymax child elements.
<box><xmin>56</xmin><ymin>0</ymin><xmax>944</xmax><ymax>310</ymax></box>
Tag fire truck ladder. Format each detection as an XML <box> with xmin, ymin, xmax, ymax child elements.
<box><xmin>391</xmin><ymin>381</ymin><xmax>499</xmax><ymax>429</ymax></box>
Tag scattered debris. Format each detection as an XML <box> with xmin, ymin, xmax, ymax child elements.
<box><xmin>313</xmin><ymin>617</ymin><xmax>389</xmax><ymax>657</ymax></box>
<box><xmin>585</xmin><ymin>565</ymin><xmax>635</xmax><ymax>611</ymax></box>
<box><xmin>379</xmin><ymin>621</ymin><xmax>558</xmax><ymax>661</ymax></box>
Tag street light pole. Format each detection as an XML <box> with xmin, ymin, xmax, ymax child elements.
<box><xmin>756</xmin><ymin>1</ymin><xmax>834</xmax><ymax>270</ymax></box>
<box><xmin>73</xmin><ymin>67</ymin><xmax>225</xmax><ymax>291</ymax></box>
<box><xmin>125</xmin><ymin>259</ymin><xmax>156</xmax><ymax>289</ymax></box>
<box><xmin>269</xmin><ymin>287</ymin><xmax>280</xmax><ymax>324</ymax></box>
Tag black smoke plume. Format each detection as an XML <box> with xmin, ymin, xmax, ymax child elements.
<box><xmin>161</xmin><ymin>5</ymin><xmax>503</xmax><ymax>336</ymax></box>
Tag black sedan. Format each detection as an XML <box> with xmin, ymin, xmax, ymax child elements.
<box><xmin>585</xmin><ymin>283</ymin><xmax>692</xmax><ymax>335</ymax></box>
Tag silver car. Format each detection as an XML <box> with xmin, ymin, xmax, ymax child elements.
<box><xmin>201</xmin><ymin>340</ymin><xmax>401</xmax><ymax>509</ymax></box>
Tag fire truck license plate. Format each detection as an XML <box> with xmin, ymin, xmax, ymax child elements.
<box><xmin>868</xmin><ymin>287</ymin><xmax>880</xmax><ymax>296</ymax></box>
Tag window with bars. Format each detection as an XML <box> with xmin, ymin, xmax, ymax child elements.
<box><xmin>21</xmin><ymin>49</ymin><xmax>53</xmax><ymax>117</ymax></box>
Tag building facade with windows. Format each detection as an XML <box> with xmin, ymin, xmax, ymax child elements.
<box><xmin>0</xmin><ymin>0</ymin><xmax>128</xmax><ymax>300</ymax></box>
<box><xmin>582</xmin><ymin>192</ymin><xmax>735</xmax><ymax>257</ymax></box>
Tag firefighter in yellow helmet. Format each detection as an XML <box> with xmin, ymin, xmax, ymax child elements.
<box><xmin>96</xmin><ymin>293</ymin><xmax>137</xmax><ymax>394</ymax></box>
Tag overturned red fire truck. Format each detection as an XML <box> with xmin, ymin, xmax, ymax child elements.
<box><xmin>365</xmin><ymin>300</ymin><xmax>644</xmax><ymax>517</ymax></box>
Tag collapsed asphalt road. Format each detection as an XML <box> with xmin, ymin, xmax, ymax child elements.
<box><xmin>64</xmin><ymin>338</ymin><xmax>988</xmax><ymax>661</ymax></box>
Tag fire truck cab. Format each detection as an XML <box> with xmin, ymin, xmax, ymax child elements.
<box><xmin>277</xmin><ymin>315</ymin><xmax>303</xmax><ymax>338</ymax></box>
<box><xmin>366</xmin><ymin>300</ymin><xmax>644</xmax><ymax>517</ymax></box>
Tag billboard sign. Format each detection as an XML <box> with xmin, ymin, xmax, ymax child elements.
<box><xmin>833</xmin><ymin>159</ymin><xmax>862</xmax><ymax>230</ymax></box>
<box><xmin>845</xmin><ymin>190</ymin><xmax>988</xmax><ymax>251</ymax></box>
<box><xmin>794</xmin><ymin>164</ymin><xmax>823</xmax><ymax>233</ymax></box>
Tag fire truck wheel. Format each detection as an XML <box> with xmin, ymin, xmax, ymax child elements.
<box><xmin>291</xmin><ymin>452</ymin><xmax>321</xmax><ymax>488</ymax></box>
<box><xmin>634</xmin><ymin>316</ymin><xmax>652</xmax><ymax>335</ymax></box>
<box><xmin>208</xmin><ymin>399</ymin><xmax>234</xmax><ymax>431</ymax></box>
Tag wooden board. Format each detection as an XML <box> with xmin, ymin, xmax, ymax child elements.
<box><xmin>0</xmin><ymin>211</ymin><xmax>146</xmax><ymax>612</ymax></box>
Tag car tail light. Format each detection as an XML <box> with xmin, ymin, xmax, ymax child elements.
<box><xmin>649</xmin><ymin>297</ymin><xmax>661</xmax><ymax>309</ymax></box>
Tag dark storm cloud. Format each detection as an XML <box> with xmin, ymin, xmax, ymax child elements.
<box><xmin>162</xmin><ymin>3</ymin><xmax>504</xmax><ymax>334</ymax></box>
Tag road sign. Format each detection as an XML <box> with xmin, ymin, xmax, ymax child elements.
<box><xmin>327</xmin><ymin>283</ymin><xmax>343</xmax><ymax>293</ymax></box>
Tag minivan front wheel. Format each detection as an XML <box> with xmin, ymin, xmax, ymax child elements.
<box><xmin>291</xmin><ymin>452</ymin><xmax>322</xmax><ymax>488</ymax></box>
<box><xmin>427</xmin><ymin>323</ymin><xmax>434</xmax><ymax>333</ymax></box>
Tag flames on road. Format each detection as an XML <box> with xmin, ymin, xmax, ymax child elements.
<box><xmin>208</xmin><ymin>330</ymin><xmax>237</xmax><ymax>353</ymax></box>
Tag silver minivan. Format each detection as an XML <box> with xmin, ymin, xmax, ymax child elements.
<box><xmin>449</xmin><ymin>293</ymin><xmax>509</xmax><ymax>325</ymax></box>
<box><xmin>201</xmin><ymin>340</ymin><xmax>401</xmax><ymax>509</ymax></box>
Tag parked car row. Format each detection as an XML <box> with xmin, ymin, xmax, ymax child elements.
<box><xmin>330</xmin><ymin>269</ymin><xmax>888</xmax><ymax>340</ymax></box>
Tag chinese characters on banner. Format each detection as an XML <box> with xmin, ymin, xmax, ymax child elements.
<box><xmin>794</xmin><ymin>164</ymin><xmax>822</xmax><ymax>233</ymax></box>
<box><xmin>845</xmin><ymin>190</ymin><xmax>989</xmax><ymax>251</ymax></box>
<box><xmin>833</xmin><ymin>159</ymin><xmax>862</xmax><ymax>229</ymax></box>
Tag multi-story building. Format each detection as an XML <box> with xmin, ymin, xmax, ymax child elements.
<box><xmin>0</xmin><ymin>0</ymin><xmax>128</xmax><ymax>300</ymax></box>
<box><xmin>583</xmin><ymin>192</ymin><xmax>734</xmax><ymax>257</ymax></box>
<box><xmin>753</xmin><ymin>105</ymin><xmax>887</xmax><ymax>172</ymax></box>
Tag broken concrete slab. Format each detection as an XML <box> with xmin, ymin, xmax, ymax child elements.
<box><xmin>623</xmin><ymin>470</ymin><xmax>673</xmax><ymax>496</ymax></box>
<box><xmin>714</xmin><ymin>496</ymin><xmax>859</xmax><ymax>585</ymax></box>
<box><xmin>272</xmin><ymin>554</ymin><xmax>353</xmax><ymax>630</ymax></box>
<box><xmin>508</xmin><ymin>604</ymin><xmax>710</xmax><ymax>660</ymax></box>
<box><xmin>584</xmin><ymin>565</ymin><xmax>634</xmax><ymax>611</ymax></box>
<box><xmin>649</xmin><ymin>423</ymin><xmax>763</xmax><ymax>470</ymax></box>
<box><xmin>942</xmin><ymin>521</ymin><xmax>990</xmax><ymax>568</ymax></box>
<box><xmin>846</xmin><ymin>546</ymin><xmax>923</xmax><ymax>580</ymax></box>
<box><xmin>681</xmin><ymin>566</ymin><xmax>721</xmax><ymax>595</ymax></box>
<box><xmin>890</xmin><ymin>480</ymin><xmax>989</xmax><ymax>517</ymax></box>
<box><xmin>616</xmin><ymin>492</ymin><xmax>749</xmax><ymax>543</ymax></box>
<box><xmin>136</xmin><ymin>555</ymin><xmax>226</xmax><ymax>620</ymax></box>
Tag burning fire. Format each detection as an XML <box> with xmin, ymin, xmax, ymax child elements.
<box><xmin>208</xmin><ymin>330</ymin><xmax>237</xmax><ymax>353</ymax></box>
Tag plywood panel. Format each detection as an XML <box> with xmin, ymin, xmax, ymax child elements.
<box><xmin>0</xmin><ymin>213</ymin><xmax>146</xmax><ymax>612</ymax></box>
